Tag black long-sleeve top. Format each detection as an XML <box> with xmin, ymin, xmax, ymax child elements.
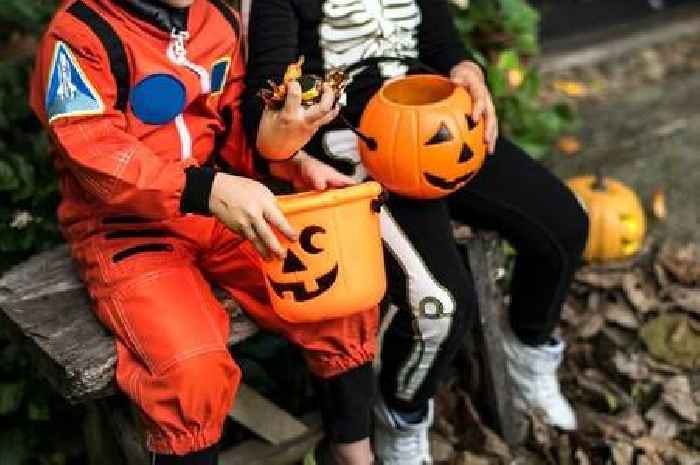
<box><xmin>241</xmin><ymin>0</ymin><xmax>474</xmax><ymax>170</ymax></box>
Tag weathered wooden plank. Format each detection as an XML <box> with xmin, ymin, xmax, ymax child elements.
<box><xmin>229</xmin><ymin>383</ymin><xmax>309</xmax><ymax>445</ymax></box>
<box><xmin>220</xmin><ymin>415</ymin><xmax>322</xmax><ymax>465</ymax></box>
<box><xmin>462</xmin><ymin>234</ymin><xmax>528</xmax><ymax>446</ymax></box>
<box><xmin>0</xmin><ymin>246</ymin><xmax>259</xmax><ymax>404</ymax></box>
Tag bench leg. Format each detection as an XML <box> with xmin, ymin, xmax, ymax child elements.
<box><xmin>84</xmin><ymin>397</ymin><xmax>150</xmax><ymax>465</ymax></box>
<box><xmin>461</xmin><ymin>235</ymin><xmax>529</xmax><ymax>446</ymax></box>
<box><xmin>84</xmin><ymin>399</ymin><xmax>128</xmax><ymax>465</ymax></box>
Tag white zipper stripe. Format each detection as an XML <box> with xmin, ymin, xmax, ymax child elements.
<box><xmin>175</xmin><ymin>114</ymin><xmax>192</xmax><ymax>160</ymax></box>
<box><xmin>167</xmin><ymin>29</ymin><xmax>211</xmax><ymax>93</ymax></box>
<box><xmin>165</xmin><ymin>29</ymin><xmax>209</xmax><ymax>160</ymax></box>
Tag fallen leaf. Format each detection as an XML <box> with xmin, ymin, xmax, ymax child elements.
<box><xmin>652</xmin><ymin>262</ymin><xmax>670</xmax><ymax>289</ymax></box>
<box><xmin>645</xmin><ymin>402</ymin><xmax>681</xmax><ymax>439</ymax></box>
<box><xmin>612</xmin><ymin>351</ymin><xmax>650</xmax><ymax>381</ymax></box>
<box><xmin>622</xmin><ymin>272</ymin><xmax>658</xmax><ymax>313</ymax></box>
<box><xmin>610</xmin><ymin>442</ymin><xmax>634</xmax><ymax>465</ymax></box>
<box><xmin>554</xmin><ymin>80</ymin><xmax>589</xmax><ymax>97</ymax></box>
<box><xmin>577</xmin><ymin>313</ymin><xmax>605</xmax><ymax>339</ymax></box>
<box><xmin>457</xmin><ymin>392</ymin><xmax>513</xmax><ymax>462</ymax></box>
<box><xmin>562</xmin><ymin>301</ymin><xmax>584</xmax><ymax>326</ymax></box>
<box><xmin>557</xmin><ymin>434</ymin><xmax>573</xmax><ymax>465</ymax></box>
<box><xmin>657</xmin><ymin>242</ymin><xmax>700</xmax><ymax>286</ymax></box>
<box><xmin>662</xmin><ymin>376</ymin><xmax>698</xmax><ymax>423</ymax></box>
<box><xmin>575</xmin><ymin>268</ymin><xmax>627</xmax><ymax>289</ymax></box>
<box><xmin>430</xmin><ymin>432</ymin><xmax>454</xmax><ymax>463</ymax></box>
<box><xmin>640</xmin><ymin>314</ymin><xmax>700</xmax><ymax>370</ymax></box>
<box><xmin>604</xmin><ymin>300</ymin><xmax>639</xmax><ymax>329</ymax></box>
<box><xmin>601</xmin><ymin>326</ymin><xmax>637</xmax><ymax>349</ymax></box>
<box><xmin>453</xmin><ymin>450</ymin><xmax>492</xmax><ymax>465</ymax></box>
<box><xmin>557</xmin><ymin>136</ymin><xmax>582</xmax><ymax>155</ymax></box>
<box><xmin>574</xmin><ymin>448</ymin><xmax>591</xmax><ymax>465</ymax></box>
<box><xmin>634</xmin><ymin>436</ymin><xmax>692</xmax><ymax>461</ymax></box>
<box><xmin>665</xmin><ymin>285</ymin><xmax>700</xmax><ymax>315</ymax></box>
<box><xmin>651</xmin><ymin>188</ymin><xmax>667</xmax><ymax>221</ymax></box>
<box><xmin>636</xmin><ymin>453</ymin><xmax>664</xmax><ymax>465</ymax></box>
<box><xmin>615</xmin><ymin>409</ymin><xmax>648</xmax><ymax>437</ymax></box>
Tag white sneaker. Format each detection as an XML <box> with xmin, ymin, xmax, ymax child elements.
<box><xmin>502</xmin><ymin>332</ymin><xmax>577</xmax><ymax>431</ymax></box>
<box><xmin>373</xmin><ymin>396</ymin><xmax>433</xmax><ymax>465</ymax></box>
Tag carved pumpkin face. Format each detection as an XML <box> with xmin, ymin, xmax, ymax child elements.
<box><xmin>267</xmin><ymin>225</ymin><xmax>338</xmax><ymax>302</ymax></box>
<box><xmin>358</xmin><ymin>75</ymin><xmax>487</xmax><ymax>199</ymax></box>
<box><xmin>261</xmin><ymin>182</ymin><xmax>387</xmax><ymax>323</ymax></box>
<box><xmin>567</xmin><ymin>175</ymin><xmax>646</xmax><ymax>262</ymax></box>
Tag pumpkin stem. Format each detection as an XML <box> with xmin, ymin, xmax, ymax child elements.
<box><xmin>592</xmin><ymin>167</ymin><xmax>606</xmax><ymax>191</ymax></box>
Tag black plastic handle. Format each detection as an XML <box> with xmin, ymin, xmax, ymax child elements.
<box><xmin>337</xmin><ymin>56</ymin><xmax>441</xmax><ymax>151</ymax></box>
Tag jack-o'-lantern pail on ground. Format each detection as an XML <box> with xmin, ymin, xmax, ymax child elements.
<box><xmin>567</xmin><ymin>173</ymin><xmax>646</xmax><ymax>262</ymax></box>
<box><xmin>260</xmin><ymin>181</ymin><xmax>386</xmax><ymax>322</ymax></box>
<box><xmin>358</xmin><ymin>74</ymin><xmax>487</xmax><ymax>199</ymax></box>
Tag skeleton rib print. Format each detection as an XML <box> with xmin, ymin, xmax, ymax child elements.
<box><xmin>319</xmin><ymin>0</ymin><xmax>421</xmax><ymax>79</ymax></box>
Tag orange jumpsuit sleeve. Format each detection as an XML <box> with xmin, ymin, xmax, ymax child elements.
<box><xmin>215</xmin><ymin>19</ymin><xmax>262</xmax><ymax>180</ymax></box>
<box><xmin>30</xmin><ymin>23</ymin><xmax>210</xmax><ymax>219</ymax></box>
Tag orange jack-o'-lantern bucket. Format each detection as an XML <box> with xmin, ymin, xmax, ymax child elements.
<box><xmin>358</xmin><ymin>74</ymin><xmax>487</xmax><ymax>199</ymax></box>
<box><xmin>260</xmin><ymin>181</ymin><xmax>386</xmax><ymax>323</ymax></box>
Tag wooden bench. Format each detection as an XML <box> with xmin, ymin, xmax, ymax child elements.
<box><xmin>0</xmin><ymin>233</ymin><xmax>525</xmax><ymax>464</ymax></box>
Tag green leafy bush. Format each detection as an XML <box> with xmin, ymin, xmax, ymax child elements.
<box><xmin>452</xmin><ymin>0</ymin><xmax>577</xmax><ymax>158</ymax></box>
<box><xmin>0</xmin><ymin>1</ymin><xmax>61</xmax><ymax>271</ymax></box>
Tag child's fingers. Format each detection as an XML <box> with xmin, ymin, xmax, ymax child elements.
<box><xmin>283</xmin><ymin>81</ymin><xmax>302</xmax><ymax>116</ymax></box>
<box><xmin>314</xmin><ymin>105</ymin><xmax>340</xmax><ymax>128</ymax></box>
<box><xmin>264</xmin><ymin>205</ymin><xmax>297</xmax><ymax>241</ymax></box>
<box><xmin>470</xmin><ymin>88</ymin><xmax>487</xmax><ymax>124</ymax></box>
<box><xmin>240</xmin><ymin>222</ymin><xmax>270</xmax><ymax>260</ymax></box>
<box><xmin>327</xmin><ymin>171</ymin><xmax>357</xmax><ymax>187</ymax></box>
<box><xmin>317</xmin><ymin>83</ymin><xmax>335</xmax><ymax>112</ymax></box>
<box><xmin>253</xmin><ymin>217</ymin><xmax>285</xmax><ymax>259</ymax></box>
<box><xmin>306</xmin><ymin>84</ymin><xmax>337</xmax><ymax>124</ymax></box>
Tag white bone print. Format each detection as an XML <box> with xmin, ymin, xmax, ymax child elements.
<box><xmin>319</xmin><ymin>0</ymin><xmax>421</xmax><ymax>80</ymax></box>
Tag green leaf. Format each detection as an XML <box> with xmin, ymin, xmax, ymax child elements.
<box><xmin>0</xmin><ymin>428</ymin><xmax>28</xmax><ymax>465</ymax></box>
<box><xmin>496</xmin><ymin>49</ymin><xmax>520</xmax><ymax>70</ymax></box>
<box><xmin>27</xmin><ymin>398</ymin><xmax>50</xmax><ymax>421</ymax></box>
<box><xmin>0</xmin><ymin>381</ymin><xmax>25</xmax><ymax>415</ymax></box>
<box><xmin>0</xmin><ymin>159</ymin><xmax>19</xmax><ymax>192</ymax></box>
<box><xmin>487</xmin><ymin>67</ymin><xmax>508</xmax><ymax>98</ymax></box>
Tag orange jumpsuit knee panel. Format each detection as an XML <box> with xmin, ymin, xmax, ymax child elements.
<box><xmin>116</xmin><ymin>342</ymin><xmax>240</xmax><ymax>455</ymax></box>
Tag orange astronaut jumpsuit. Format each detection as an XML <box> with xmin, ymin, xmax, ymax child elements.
<box><xmin>30</xmin><ymin>0</ymin><xmax>377</xmax><ymax>455</ymax></box>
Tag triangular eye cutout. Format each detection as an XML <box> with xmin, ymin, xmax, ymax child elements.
<box><xmin>426</xmin><ymin>123</ymin><xmax>453</xmax><ymax>145</ymax></box>
<box><xmin>458</xmin><ymin>144</ymin><xmax>474</xmax><ymax>163</ymax></box>
<box><xmin>282</xmin><ymin>249</ymin><xmax>307</xmax><ymax>273</ymax></box>
<box><xmin>465</xmin><ymin>115</ymin><xmax>477</xmax><ymax>131</ymax></box>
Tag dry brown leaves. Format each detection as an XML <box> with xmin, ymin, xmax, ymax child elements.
<box><xmin>431</xmin><ymin>239</ymin><xmax>700</xmax><ymax>465</ymax></box>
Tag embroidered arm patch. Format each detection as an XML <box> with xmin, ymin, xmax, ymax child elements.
<box><xmin>45</xmin><ymin>41</ymin><xmax>104</xmax><ymax>123</ymax></box>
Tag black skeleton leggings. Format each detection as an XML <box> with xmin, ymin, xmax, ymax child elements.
<box><xmin>378</xmin><ymin>137</ymin><xmax>589</xmax><ymax>413</ymax></box>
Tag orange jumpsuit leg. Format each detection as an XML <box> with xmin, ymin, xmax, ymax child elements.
<box><xmin>77</xmin><ymin>219</ymin><xmax>240</xmax><ymax>455</ymax></box>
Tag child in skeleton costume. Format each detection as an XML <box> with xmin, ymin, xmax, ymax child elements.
<box><xmin>241</xmin><ymin>1</ymin><xmax>589</xmax><ymax>464</ymax></box>
<box><xmin>31</xmin><ymin>1</ymin><xmax>381</xmax><ymax>464</ymax></box>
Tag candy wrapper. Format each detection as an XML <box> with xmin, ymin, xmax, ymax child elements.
<box><xmin>259</xmin><ymin>56</ymin><xmax>348</xmax><ymax>109</ymax></box>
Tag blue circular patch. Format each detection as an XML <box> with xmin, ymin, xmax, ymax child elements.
<box><xmin>130</xmin><ymin>74</ymin><xmax>186</xmax><ymax>125</ymax></box>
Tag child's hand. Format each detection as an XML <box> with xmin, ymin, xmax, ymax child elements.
<box><xmin>449</xmin><ymin>60</ymin><xmax>499</xmax><ymax>154</ymax></box>
<box><xmin>208</xmin><ymin>173</ymin><xmax>298</xmax><ymax>259</ymax></box>
<box><xmin>269</xmin><ymin>150</ymin><xmax>357</xmax><ymax>191</ymax></box>
<box><xmin>257</xmin><ymin>81</ymin><xmax>340</xmax><ymax>160</ymax></box>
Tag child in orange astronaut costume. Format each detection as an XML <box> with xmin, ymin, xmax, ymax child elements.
<box><xmin>30</xmin><ymin>1</ymin><xmax>378</xmax><ymax>464</ymax></box>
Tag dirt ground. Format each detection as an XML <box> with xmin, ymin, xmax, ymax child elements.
<box><xmin>543</xmin><ymin>30</ymin><xmax>700</xmax><ymax>247</ymax></box>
